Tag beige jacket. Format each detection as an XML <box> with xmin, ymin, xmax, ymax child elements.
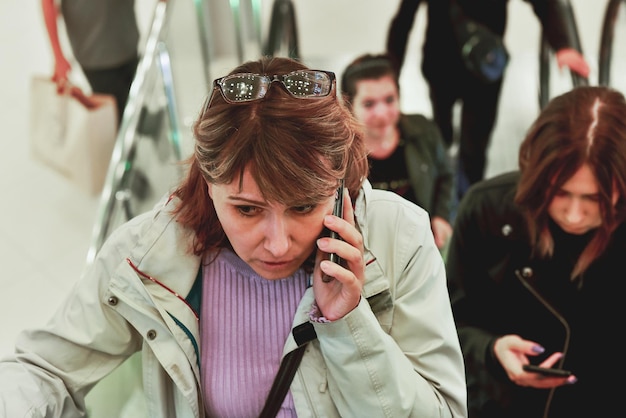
<box><xmin>0</xmin><ymin>181</ymin><xmax>467</xmax><ymax>417</ymax></box>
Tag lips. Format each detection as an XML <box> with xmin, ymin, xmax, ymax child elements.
<box><xmin>254</xmin><ymin>259</ymin><xmax>300</xmax><ymax>280</ymax></box>
<box><xmin>558</xmin><ymin>223</ymin><xmax>589</xmax><ymax>235</ymax></box>
<box><xmin>262</xmin><ymin>260</ymin><xmax>291</xmax><ymax>267</ymax></box>
<box><xmin>259</xmin><ymin>259</ymin><xmax>297</xmax><ymax>272</ymax></box>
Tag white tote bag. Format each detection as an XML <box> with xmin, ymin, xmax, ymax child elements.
<box><xmin>29</xmin><ymin>76</ymin><xmax>118</xmax><ymax>195</ymax></box>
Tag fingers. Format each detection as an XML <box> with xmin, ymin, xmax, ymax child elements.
<box><xmin>317</xmin><ymin>189</ymin><xmax>364</xmax><ymax>279</ymax></box>
<box><xmin>555</xmin><ymin>48</ymin><xmax>590</xmax><ymax>78</ymax></box>
<box><xmin>52</xmin><ymin>60</ymin><xmax>72</xmax><ymax>93</ymax></box>
<box><xmin>319</xmin><ymin>218</ymin><xmax>362</xmax><ymax>264</ymax></box>
<box><xmin>518</xmin><ymin>358</ymin><xmax>577</xmax><ymax>388</ymax></box>
<box><xmin>495</xmin><ymin>336</ymin><xmax>578</xmax><ymax>388</ymax></box>
<box><xmin>52</xmin><ymin>76</ymin><xmax>67</xmax><ymax>94</ymax></box>
<box><xmin>431</xmin><ymin>217</ymin><xmax>453</xmax><ymax>249</ymax></box>
<box><xmin>518</xmin><ymin>371</ymin><xmax>575</xmax><ymax>389</ymax></box>
<box><xmin>538</xmin><ymin>352</ymin><xmax>563</xmax><ymax>368</ymax></box>
<box><xmin>313</xmin><ymin>188</ymin><xmax>364</xmax><ymax>319</ymax></box>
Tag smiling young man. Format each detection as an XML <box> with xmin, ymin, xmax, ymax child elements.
<box><xmin>341</xmin><ymin>53</ymin><xmax>455</xmax><ymax>250</ymax></box>
<box><xmin>446</xmin><ymin>85</ymin><xmax>626</xmax><ymax>418</ymax></box>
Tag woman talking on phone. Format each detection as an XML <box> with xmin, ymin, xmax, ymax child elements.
<box><xmin>0</xmin><ymin>56</ymin><xmax>466</xmax><ymax>417</ymax></box>
<box><xmin>446</xmin><ymin>85</ymin><xmax>626</xmax><ymax>417</ymax></box>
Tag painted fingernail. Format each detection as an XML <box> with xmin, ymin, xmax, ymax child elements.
<box><xmin>532</xmin><ymin>345</ymin><xmax>545</xmax><ymax>354</ymax></box>
<box><xmin>567</xmin><ymin>376</ymin><xmax>577</xmax><ymax>384</ymax></box>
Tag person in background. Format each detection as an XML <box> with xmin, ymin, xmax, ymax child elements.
<box><xmin>386</xmin><ymin>0</ymin><xmax>590</xmax><ymax>199</ymax></box>
<box><xmin>0</xmin><ymin>56</ymin><xmax>467</xmax><ymax>417</ymax></box>
<box><xmin>446</xmin><ymin>85</ymin><xmax>626</xmax><ymax>417</ymax></box>
<box><xmin>341</xmin><ymin>53</ymin><xmax>455</xmax><ymax>251</ymax></box>
<box><xmin>41</xmin><ymin>0</ymin><xmax>140</xmax><ymax>123</ymax></box>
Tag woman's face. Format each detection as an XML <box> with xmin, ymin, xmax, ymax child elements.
<box><xmin>351</xmin><ymin>75</ymin><xmax>400</xmax><ymax>141</ymax></box>
<box><xmin>208</xmin><ymin>166</ymin><xmax>335</xmax><ymax>279</ymax></box>
<box><xmin>548</xmin><ymin>164</ymin><xmax>611</xmax><ymax>234</ymax></box>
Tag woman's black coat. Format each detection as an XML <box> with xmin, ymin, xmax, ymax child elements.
<box><xmin>446</xmin><ymin>171</ymin><xmax>626</xmax><ymax>418</ymax></box>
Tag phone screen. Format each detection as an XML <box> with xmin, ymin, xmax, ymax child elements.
<box><xmin>322</xmin><ymin>179</ymin><xmax>344</xmax><ymax>283</ymax></box>
<box><xmin>523</xmin><ymin>364</ymin><xmax>572</xmax><ymax>377</ymax></box>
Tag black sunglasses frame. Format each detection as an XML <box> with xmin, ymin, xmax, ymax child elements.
<box><xmin>201</xmin><ymin>70</ymin><xmax>336</xmax><ymax>115</ymax></box>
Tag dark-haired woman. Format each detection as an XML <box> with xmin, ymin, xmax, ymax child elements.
<box><xmin>447</xmin><ymin>85</ymin><xmax>626</xmax><ymax>417</ymax></box>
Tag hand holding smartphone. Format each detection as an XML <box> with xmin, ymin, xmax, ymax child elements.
<box><xmin>523</xmin><ymin>364</ymin><xmax>572</xmax><ymax>378</ymax></box>
<box><xmin>322</xmin><ymin>179</ymin><xmax>344</xmax><ymax>283</ymax></box>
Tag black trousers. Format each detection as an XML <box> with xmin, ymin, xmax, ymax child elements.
<box><xmin>427</xmin><ymin>69</ymin><xmax>504</xmax><ymax>198</ymax></box>
<box><xmin>83</xmin><ymin>56</ymin><xmax>140</xmax><ymax>124</ymax></box>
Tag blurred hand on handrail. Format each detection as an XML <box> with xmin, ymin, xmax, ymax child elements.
<box><xmin>556</xmin><ymin>48</ymin><xmax>590</xmax><ymax>78</ymax></box>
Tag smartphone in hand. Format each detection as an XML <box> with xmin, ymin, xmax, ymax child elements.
<box><xmin>322</xmin><ymin>179</ymin><xmax>344</xmax><ymax>283</ymax></box>
<box><xmin>523</xmin><ymin>364</ymin><xmax>572</xmax><ymax>378</ymax></box>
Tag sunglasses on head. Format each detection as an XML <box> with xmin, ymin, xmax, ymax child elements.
<box><xmin>201</xmin><ymin>69</ymin><xmax>336</xmax><ymax>113</ymax></box>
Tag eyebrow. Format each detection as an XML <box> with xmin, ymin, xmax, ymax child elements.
<box><xmin>227</xmin><ymin>196</ymin><xmax>266</xmax><ymax>206</ymax></box>
<box><xmin>557</xmin><ymin>189</ymin><xmax>600</xmax><ymax>199</ymax></box>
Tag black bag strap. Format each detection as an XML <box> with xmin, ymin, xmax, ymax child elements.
<box><xmin>259</xmin><ymin>322</ymin><xmax>317</xmax><ymax>418</ymax></box>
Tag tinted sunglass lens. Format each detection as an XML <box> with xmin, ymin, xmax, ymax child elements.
<box><xmin>283</xmin><ymin>71</ymin><xmax>332</xmax><ymax>97</ymax></box>
<box><xmin>220</xmin><ymin>74</ymin><xmax>269</xmax><ymax>102</ymax></box>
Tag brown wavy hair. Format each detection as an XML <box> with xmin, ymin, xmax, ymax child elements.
<box><xmin>515</xmin><ymin>86</ymin><xmax>626</xmax><ymax>279</ymax></box>
<box><xmin>172</xmin><ymin>56</ymin><xmax>369</xmax><ymax>255</ymax></box>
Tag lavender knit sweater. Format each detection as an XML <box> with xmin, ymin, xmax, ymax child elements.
<box><xmin>201</xmin><ymin>249</ymin><xmax>309</xmax><ymax>417</ymax></box>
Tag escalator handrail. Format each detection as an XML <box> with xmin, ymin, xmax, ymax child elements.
<box><xmin>598</xmin><ymin>0</ymin><xmax>624</xmax><ymax>86</ymax></box>
<box><xmin>86</xmin><ymin>0</ymin><xmax>171</xmax><ymax>265</ymax></box>
<box><xmin>263</xmin><ymin>0</ymin><xmax>300</xmax><ymax>59</ymax></box>
<box><xmin>157</xmin><ymin>41</ymin><xmax>183</xmax><ymax>162</ymax></box>
<box><xmin>193</xmin><ymin>0</ymin><xmax>214</xmax><ymax>87</ymax></box>
<box><xmin>538</xmin><ymin>0</ymin><xmax>588</xmax><ymax>109</ymax></box>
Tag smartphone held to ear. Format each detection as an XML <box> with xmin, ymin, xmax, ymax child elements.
<box><xmin>523</xmin><ymin>364</ymin><xmax>572</xmax><ymax>378</ymax></box>
<box><xmin>322</xmin><ymin>179</ymin><xmax>344</xmax><ymax>283</ymax></box>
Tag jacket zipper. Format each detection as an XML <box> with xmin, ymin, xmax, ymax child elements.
<box><xmin>515</xmin><ymin>267</ymin><xmax>571</xmax><ymax>418</ymax></box>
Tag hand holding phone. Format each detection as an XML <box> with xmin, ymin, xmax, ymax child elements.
<box><xmin>322</xmin><ymin>179</ymin><xmax>344</xmax><ymax>283</ymax></box>
<box><xmin>523</xmin><ymin>364</ymin><xmax>572</xmax><ymax>378</ymax></box>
